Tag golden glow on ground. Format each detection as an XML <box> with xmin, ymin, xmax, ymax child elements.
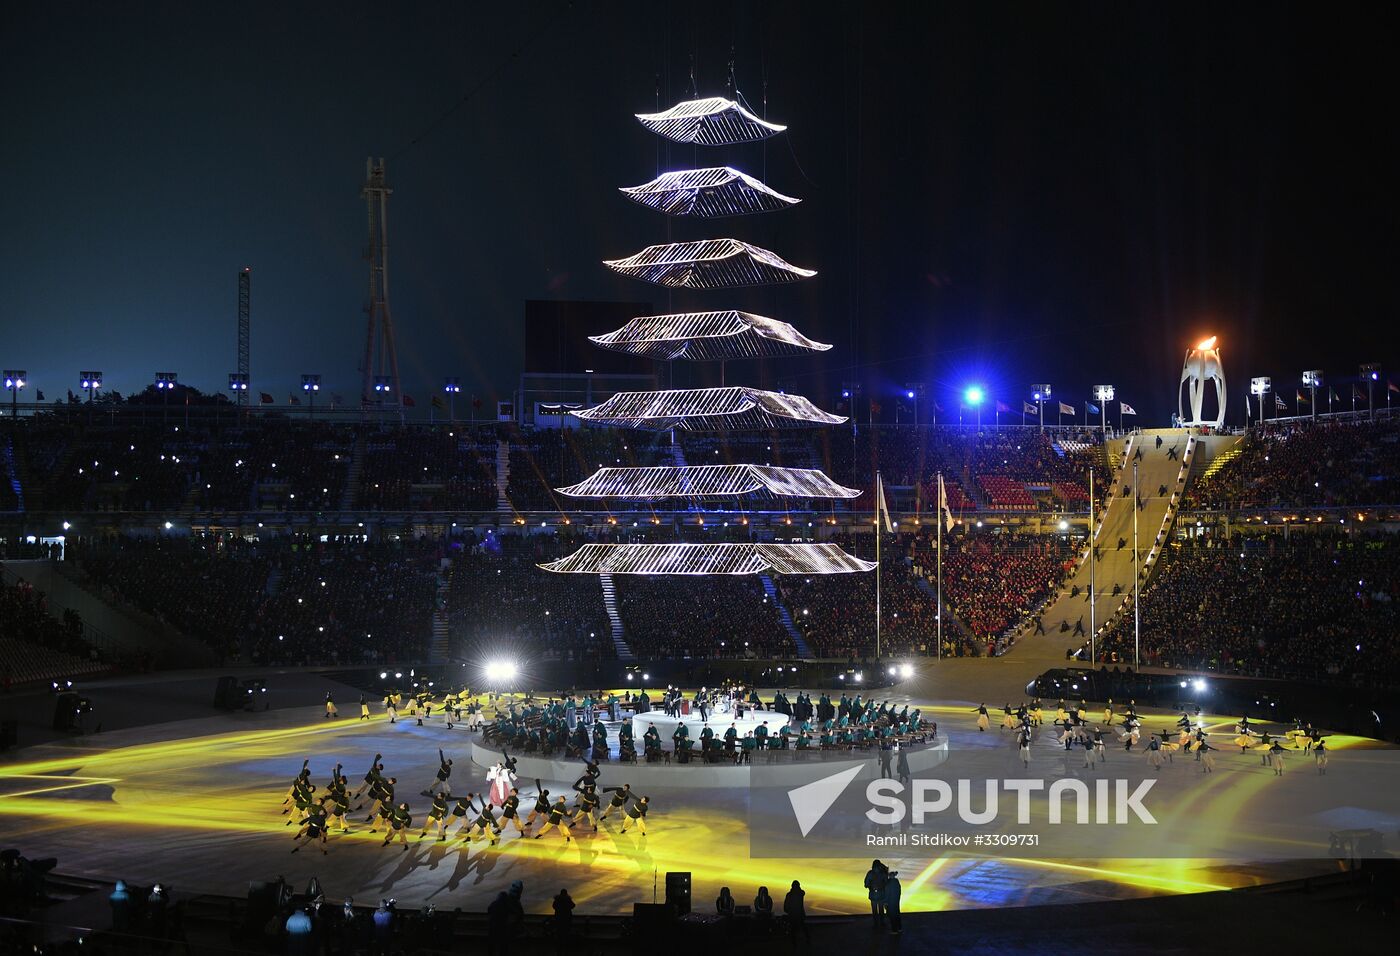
<box><xmin>0</xmin><ymin>702</ymin><xmax>1367</xmax><ymax>915</ymax></box>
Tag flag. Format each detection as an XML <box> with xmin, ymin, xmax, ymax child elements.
<box><xmin>431</xmin><ymin>394</ymin><xmax>446</xmax><ymax>409</ymax></box>
<box><xmin>875</xmin><ymin>472</ymin><xmax>895</xmax><ymax>533</ymax></box>
<box><xmin>1275</xmin><ymin>394</ymin><xmax>1287</xmax><ymax>410</ymax></box>
<box><xmin>1120</xmin><ymin>402</ymin><xmax>1137</xmax><ymax>415</ymax></box>
<box><xmin>1059</xmin><ymin>401</ymin><xmax>1075</xmax><ymax>416</ymax></box>
<box><xmin>288</xmin><ymin>394</ymin><xmax>301</xmax><ymax>406</ymax></box>
<box><xmin>1023</xmin><ymin>401</ymin><xmax>1037</xmax><ymax>415</ymax></box>
<box><xmin>403</xmin><ymin>394</ymin><xmax>416</xmax><ymax>407</ymax></box>
<box><xmin>937</xmin><ymin>474</ymin><xmax>955</xmax><ymax>533</ymax></box>
<box><xmin>1389</xmin><ymin>379</ymin><xmax>1399</xmax><ymax>394</ymax></box>
<box><xmin>870</xmin><ymin>399</ymin><xmax>882</xmax><ymax>417</ymax></box>
<box><xmin>260</xmin><ymin>392</ymin><xmax>274</xmax><ymax>404</ymax></box>
<box><xmin>36</xmin><ymin>390</ymin><xmax>45</xmax><ymax>401</ymax></box>
<box><xmin>933</xmin><ymin>401</ymin><xmax>943</xmax><ymax>413</ymax></box>
<box><xmin>1329</xmin><ymin>387</ymin><xmax>1339</xmax><ymax>403</ymax></box>
<box><xmin>1086</xmin><ymin>402</ymin><xmax>1100</xmax><ymax>415</ymax></box>
<box><xmin>1297</xmin><ymin>389</ymin><xmax>1308</xmax><ymax>404</ymax></box>
<box><xmin>995</xmin><ymin>400</ymin><xmax>1011</xmax><ymax>413</ymax></box>
<box><xmin>1354</xmin><ymin>384</ymin><xmax>1365</xmax><ymax>401</ymax></box>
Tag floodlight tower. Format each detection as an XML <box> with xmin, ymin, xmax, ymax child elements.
<box><xmin>1093</xmin><ymin>385</ymin><xmax>1114</xmax><ymax>435</ymax></box>
<box><xmin>360</xmin><ymin>158</ymin><xmax>402</xmax><ymax>416</ymax></box>
<box><xmin>1302</xmin><ymin>370</ymin><xmax>1323</xmax><ymax>421</ymax></box>
<box><xmin>1250</xmin><ymin>377</ymin><xmax>1272</xmax><ymax>425</ymax></box>
<box><xmin>1031</xmin><ymin>384</ymin><xmax>1052</xmax><ymax>432</ymax></box>
<box><xmin>1360</xmin><ymin>363</ymin><xmax>1381</xmax><ymax>419</ymax></box>
<box><xmin>237</xmin><ymin>268</ymin><xmax>250</xmax><ymax>407</ymax></box>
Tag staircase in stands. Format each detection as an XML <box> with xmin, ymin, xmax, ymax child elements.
<box><xmin>761</xmin><ymin>574</ymin><xmax>812</xmax><ymax>659</ymax></box>
<box><xmin>598</xmin><ymin>574</ymin><xmax>634</xmax><ymax>660</ymax></box>
<box><xmin>340</xmin><ymin>434</ymin><xmax>366</xmax><ymax>510</ymax></box>
<box><xmin>1</xmin><ymin>437</ymin><xmax>23</xmax><ymax>512</ymax></box>
<box><xmin>495</xmin><ymin>441</ymin><xmax>512</xmax><ymax>514</ymax></box>
<box><xmin>429</xmin><ymin>564</ymin><xmax>452</xmax><ymax>664</ymax></box>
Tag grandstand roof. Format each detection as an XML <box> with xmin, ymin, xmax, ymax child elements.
<box><xmin>539</xmin><ymin>542</ymin><xmax>876</xmax><ymax>575</ymax></box>
<box><xmin>589</xmin><ymin>310</ymin><xmax>830</xmax><ymax>361</ymax></box>
<box><xmin>603</xmin><ymin>239</ymin><xmax>816</xmax><ymax>289</ymax></box>
<box><xmin>635</xmin><ymin>97</ymin><xmax>786</xmax><ymax>146</ymax></box>
<box><xmin>570</xmin><ymin>386</ymin><xmax>846</xmax><ymax>431</ymax></box>
<box><xmin>619</xmin><ymin>167</ymin><xmax>800</xmax><ymax>218</ymax></box>
<box><xmin>556</xmin><ymin>464</ymin><xmax>860</xmax><ymax>500</ymax></box>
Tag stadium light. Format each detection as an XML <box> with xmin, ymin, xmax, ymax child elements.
<box><xmin>301</xmin><ymin>374</ymin><xmax>321</xmax><ymax>417</ymax></box>
<box><xmin>227</xmin><ymin>373</ymin><xmax>248</xmax><ymax>392</ymax></box>
<box><xmin>443</xmin><ymin>376</ymin><xmax>461</xmax><ymax>421</ymax></box>
<box><xmin>1031</xmin><ymin>383</ymin><xmax>1051</xmax><ymax>431</ymax></box>
<box><xmin>154</xmin><ymin>371</ymin><xmax>178</xmax><ymax>389</ymax></box>
<box><xmin>80</xmin><ymin>371</ymin><xmax>103</xmax><ymax>393</ymax></box>
<box><xmin>1360</xmin><ymin>363</ymin><xmax>1381</xmax><ymax>419</ymax></box>
<box><xmin>483</xmin><ymin>660</ymin><xmax>519</xmax><ymax>685</ymax></box>
<box><xmin>4</xmin><ymin>370</ymin><xmax>26</xmax><ymax>419</ymax></box>
<box><xmin>900</xmin><ymin>663</ymin><xmax>914</xmax><ymax>679</ymax></box>
<box><xmin>1092</xmin><ymin>384</ymin><xmax>1115</xmax><ymax>435</ymax></box>
<box><xmin>373</xmin><ymin>375</ymin><xmax>392</xmax><ymax>394</ymax></box>
<box><xmin>1250</xmin><ymin>376</ymin><xmax>1271</xmax><ymax>425</ymax></box>
<box><xmin>963</xmin><ymin>385</ymin><xmax>984</xmax><ymax>430</ymax></box>
<box><xmin>1302</xmin><ymin>370</ymin><xmax>1323</xmax><ymax>419</ymax></box>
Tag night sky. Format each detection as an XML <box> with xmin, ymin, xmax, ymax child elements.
<box><xmin>6</xmin><ymin>2</ymin><xmax>1397</xmax><ymax>423</ymax></box>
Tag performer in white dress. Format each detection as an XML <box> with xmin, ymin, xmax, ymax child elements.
<box><xmin>487</xmin><ymin>761</ymin><xmax>516</xmax><ymax>807</ymax></box>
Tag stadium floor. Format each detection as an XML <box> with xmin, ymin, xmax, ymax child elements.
<box><xmin>0</xmin><ymin>675</ymin><xmax>1375</xmax><ymax>917</ymax></box>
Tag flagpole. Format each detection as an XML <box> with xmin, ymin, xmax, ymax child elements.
<box><xmin>1132</xmin><ymin>459</ymin><xmax>1139</xmax><ymax>670</ymax></box>
<box><xmin>875</xmin><ymin>471</ymin><xmax>882</xmax><ymax>662</ymax></box>
<box><xmin>936</xmin><ymin>472</ymin><xmax>943</xmax><ymax>661</ymax></box>
<box><xmin>1088</xmin><ymin>465</ymin><xmax>1096</xmax><ymax>665</ymax></box>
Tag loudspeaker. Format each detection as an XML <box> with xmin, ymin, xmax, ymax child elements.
<box><xmin>214</xmin><ymin>676</ymin><xmax>239</xmax><ymax>709</ymax></box>
<box><xmin>665</xmin><ymin>871</ymin><xmax>692</xmax><ymax>915</ymax></box>
<box><xmin>632</xmin><ymin>902</ymin><xmax>675</xmax><ymax>931</ymax></box>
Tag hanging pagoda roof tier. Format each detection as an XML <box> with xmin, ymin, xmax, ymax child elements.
<box><xmin>636</xmin><ymin>96</ymin><xmax>786</xmax><ymax>146</ymax></box>
<box><xmin>620</xmin><ymin>167</ymin><xmax>799</xmax><ymax>218</ymax></box>
<box><xmin>603</xmin><ymin>239</ymin><xmax>816</xmax><ymax>289</ymax></box>
<box><xmin>571</xmin><ymin>386</ymin><xmax>845</xmax><ymax>431</ymax></box>
<box><xmin>539</xmin><ymin>542</ymin><xmax>875</xmax><ymax>576</ymax></box>
<box><xmin>589</xmin><ymin>310</ymin><xmax>830</xmax><ymax>361</ymax></box>
<box><xmin>556</xmin><ymin>464</ymin><xmax>860</xmax><ymax>500</ymax></box>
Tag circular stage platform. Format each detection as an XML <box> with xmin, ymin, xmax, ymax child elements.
<box><xmin>630</xmin><ymin>708</ymin><xmax>789</xmax><ymax>743</ymax></box>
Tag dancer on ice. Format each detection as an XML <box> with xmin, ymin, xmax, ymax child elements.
<box><xmin>974</xmin><ymin>704</ymin><xmax>990</xmax><ymax>732</ymax></box>
<box><xmin>422</xmin><ymin>749</ymin><xmax>453</xmax><ymax>797</ymax></box>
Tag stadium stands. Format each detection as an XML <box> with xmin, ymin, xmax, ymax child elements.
<box><xmin>0</xmin><ymin>578</ymin><xmax>106</xmax><ymax>687</ymax></box>
<box><xmin>1186</xmin><ymin>418</ymin><xmax>1400</xmax><ymax>511</ymax></box>
<box><xmin>1098</xmin><ymin>533</ymin><xmax>1400</xmax><ymax>683</ymax></box>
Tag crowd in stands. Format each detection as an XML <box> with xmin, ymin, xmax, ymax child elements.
<box><xmin>356</xmin><ymin>428</ymin><xmax>496</xmax><ymax>510</ymax></box>
<box><xmin>614</xmin><ymin>575</ymin><xmax>795</xmax><ymax>659</ymax></box>
<box><xmin>1098</xmin><ymin>532</ymin><xmax>1400</xmax><ymax>684</ymax></box>
<box><xmin>778</xmin><ymin>534</ymin><xmax>939</xmax><ymax>659</ymax></box>
<box><xmin>2</xmin><ymin>418</ymin><xmax>1113</xmax><ymax>518</ymax></box>
<box><xmin>1186</xmin><ymin>418</ymin><xmax>1400</xmax><ymax>511</ymax></box>
<box><xmin>69</xmin><ymin>534</ymin><xmax>441</xmax><ymax>665</ymax></box>
<box><xmin>913</xmin><ymin>531</ymin><xmax>1076</xmax><ymax>651</ymax></box>
<box><xmin>447</xmin><ymin>531</ymin><xmax>613</xmax><ymax>662</ymax></box>
<box><xmin>0</xmin><ymin>578</ymin><xmax>105</xmax><ymax>687</ymax></box>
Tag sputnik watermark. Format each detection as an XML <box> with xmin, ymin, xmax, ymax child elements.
<box><xmin>864</xmin><ymin>778</ymin><xmax>1158</xmax><ymax>826</ymax></box>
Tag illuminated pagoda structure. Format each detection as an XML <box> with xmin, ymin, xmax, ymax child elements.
<box><xmin>543</xmin><ymin>92</ymin><xmax>871</xmax><ymax>581</ymax></box>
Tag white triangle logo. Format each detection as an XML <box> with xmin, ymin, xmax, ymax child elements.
<box><xmin>787</xmin><ymin>765</ymin><xmax>863</xmax><ymax>837</ymax></box>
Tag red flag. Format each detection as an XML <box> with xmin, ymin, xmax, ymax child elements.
<box><xmin>402</xmin><ymin>394</ymin><xmax>416</xmax><ymax>407</ymax></box>
<box><xmin>995</xmin><ymin>400</ymin><xmax>1011</xmax><ymax>413</ymax></box>
<box><xmin>1354</xmin><ymin>384</ymin><xmax>1366</xmax><ymax>400</ymax></box>
<box><xmin>259</xmin><ymin>392</ymin><xmax>274</xmax><ymax>404</ymax></box>
<box><xmin>288</xmin><ymin>393</ymin><xmax>301</xmax><ymax>406</ymax></box>
<box><xmin>1389</xmin><ymin>380</ymin><xmax>1399</xmax><ymax>394</ymax></box>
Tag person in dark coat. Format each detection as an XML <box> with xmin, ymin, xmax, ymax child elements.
<box><xmin>783</xmin><ymin>880</ymin><xmax>808</xmax><ymax>944</ymax></box>
<box><xmin>884</xmin><ymin>871</ymin><xmax>903</xmax><ymax>935</ymax></box>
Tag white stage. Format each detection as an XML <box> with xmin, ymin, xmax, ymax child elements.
<box><xmin>631</xmin><ymin>709</ymin><xmax>790</xmax><ymax>743</ymax></box>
